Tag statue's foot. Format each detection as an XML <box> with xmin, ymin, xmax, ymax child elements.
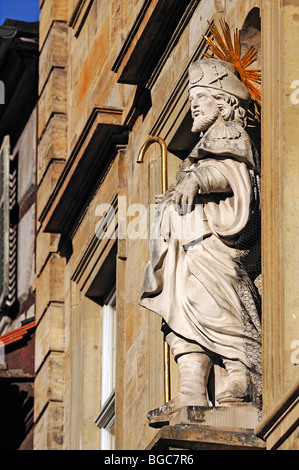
<box><xmin>216</xmin><ymin>381</ymin><xmax>250</xmax><ymax>405</ymax></box>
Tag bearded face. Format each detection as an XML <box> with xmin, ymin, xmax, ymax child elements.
<box><xmin>189</xmin><ymin>86</ymin><xmax>219</xmax><ymax>133</ymax></box>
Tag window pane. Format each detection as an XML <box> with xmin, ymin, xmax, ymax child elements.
<box><xmin>101</xmin><ymin>290</ymin><xmax>116</xmax><ymax>406</ymax></box>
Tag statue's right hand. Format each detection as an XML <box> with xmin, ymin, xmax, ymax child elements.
<box><xmin>155</xmin><ymin>185</ymin><xmax>177</xmax><ymax>205</ymax></box>
<box><xmin>172</xmin><ymin>172</ymin><xmax>200</xmax><ymax>212</ymax></box>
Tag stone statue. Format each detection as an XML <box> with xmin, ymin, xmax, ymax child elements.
<box><xmin>139</xmin><ymin>58</ymin><xmax>262</xmax><ymax>419</ymax></box>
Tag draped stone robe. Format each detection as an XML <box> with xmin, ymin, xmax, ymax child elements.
<box><xmin>139</xmin><ymin>120</ymin><xmax>262</xmax><ymax>398</ymax></box>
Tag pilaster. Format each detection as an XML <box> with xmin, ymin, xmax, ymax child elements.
<box><xmin>259</xmin><ymin>0</ymin><xmax>299</xmax><ymax>450</ymax></box>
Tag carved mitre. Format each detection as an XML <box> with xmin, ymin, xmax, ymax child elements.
<box><xmin>188</xmin><ymin>58</ymin><xmax>251</xmax><ymax>108</ymax></box>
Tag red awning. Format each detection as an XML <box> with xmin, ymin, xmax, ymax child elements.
<box><xmin>0</xmin><ymin>321</ymin><xmax>35</xmax><ymax>347</ymax></box>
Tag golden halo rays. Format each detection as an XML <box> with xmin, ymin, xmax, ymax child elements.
<box><xmin>203</xmin><ymin>19</ymin><xmax>261</xmax><ymax>119</ymax></box>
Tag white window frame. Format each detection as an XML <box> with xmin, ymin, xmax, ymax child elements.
<box><xmin>95</xmin><ymin>288</ymin><xmax>116</xmax><ymax>450</ymax></box>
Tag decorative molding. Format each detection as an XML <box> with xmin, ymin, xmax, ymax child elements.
<box><xmin>146</xmin><ymin>0</ymin><xmax>201</xmax><ymax>90</ymax></box>
<box><xmin>255</xmin><ymin>379</ymin><xmax>299</xmax><ymax>450</ymax></box>
<box><xmin>40</xmin><ymin>106</ymin><xmax>127</xmax><ymax>236</ymax></box>
<box><xmin>71</xmin><ymin>194</ymin><xmax>118</xmax><ymax>294</ymax></box>
<box><xmin>112</xmin><ymin>0</ymin><xmax>193</xmax><ymax>85</ymax></box>
<box><xmin>68</xmin><ymin>0</ymin><xmax>94</xmax><ymax>37</ymax></box>
<box><xmin>112</xmin><ymin>0</ymin><xmax>152</xmax><ymax>76</ymax></box>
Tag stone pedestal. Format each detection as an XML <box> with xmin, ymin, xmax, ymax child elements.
<box><xmin>147</xmin><ymin>405</ymin><xmax>265</xmax><ymax>450</ymax></box>
<box><xmin>148</xmin><ymin>404</ymin><xmax>259</xmax><ymax>428</ymax></box>
<box><xmin>146</xmin><ymin>424</ymin><xmax>266</xmax><ymax>450</ymax></box>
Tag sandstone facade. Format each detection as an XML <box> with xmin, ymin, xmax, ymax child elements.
<box><xmin>34</xmin><ymin>0</ymin><xmax>299</xmax><ymax>450</ymax></box>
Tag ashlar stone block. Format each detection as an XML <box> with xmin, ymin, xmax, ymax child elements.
<box><xmin>38</xmin><ymin>68</ymin><xmax>67</xmax><ymax>139</ymax></box>
<box><xmin>39</xmin><ymin>0</ymin><xmax>68</xmax><ymax>50</ymax></box>
<box><xmin>39</xmin><ymin>22</ymin><xmax>68</xmax><ymax>94</ymax></box>
<box><xmin>34</xmin><ymin>401</ymin><xmax>64</xmax><ymax>450</ymax></box>
<box><xmin>38</xmin><ymin>114</ymin><xmax>67</xmax><ymax>184</ymax></box>
<box><xmin>35</xmin><ymin>303</ymin><xmax>65</xmax><ymax>372</ymax></box>
<box><xmin>34</xmin><ymin>351</ymin><xmax>65</xmax><ymax>420</ymax></box>
<box><xmin>35</xmin><ymin>254</ymin><xmax>65</xmax><ymax>322</ymax></box>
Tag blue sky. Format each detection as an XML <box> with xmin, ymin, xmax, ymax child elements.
<box><xmin>0</xmin><ymin>0</ymin><xmax>40</xmax><ymax>25</ymax></box>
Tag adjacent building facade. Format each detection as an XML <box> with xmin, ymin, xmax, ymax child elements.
<box><xmin>1</xmin><ymin>0</ymin><xmax>298</xmax><ymax>451</ymax></box>
<box><xmin>0</xmin><ymin>19</ymin><xmax>38</xmax><ymax>450</ymax></box>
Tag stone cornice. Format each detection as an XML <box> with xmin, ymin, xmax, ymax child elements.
<box><xmin>255</xmin><ymin>379</ymin><xmax>299</xmax><ymax>450</ymax></box>
<box><xmin>112</xmin><ymin>0</ymin><xmax>193</xmax><ymax>85</ymax></box>
<box><xmin>40</xmin><ymin>106</ymin><xmax>127</xmax><ymax>236</ymax></box>
<box><xmin>68</xmin><ymin>0</ymin><xmax>94</xmax><ymax>38</ymax></box>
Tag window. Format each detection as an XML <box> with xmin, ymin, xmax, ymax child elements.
<box><xmin>95</xmin><ymin>288</ymin><xmax>116</xmax><ymax>450</ymax></box>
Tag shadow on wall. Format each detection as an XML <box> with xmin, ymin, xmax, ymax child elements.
<box><xmin>0</xmin><ymin>381</ymin><xmax>34</xmax><ymax>450</ymax></box>
<box><xmin>241</xmin><ymin>7</ymin><xmax>261</xmax><ymax>157</ymax></box>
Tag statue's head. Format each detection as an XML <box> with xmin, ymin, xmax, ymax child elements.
<box><xmin>188</xmin><ymin>59</ymin><xmax>251</xmax><ymax>133</ymax></box>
